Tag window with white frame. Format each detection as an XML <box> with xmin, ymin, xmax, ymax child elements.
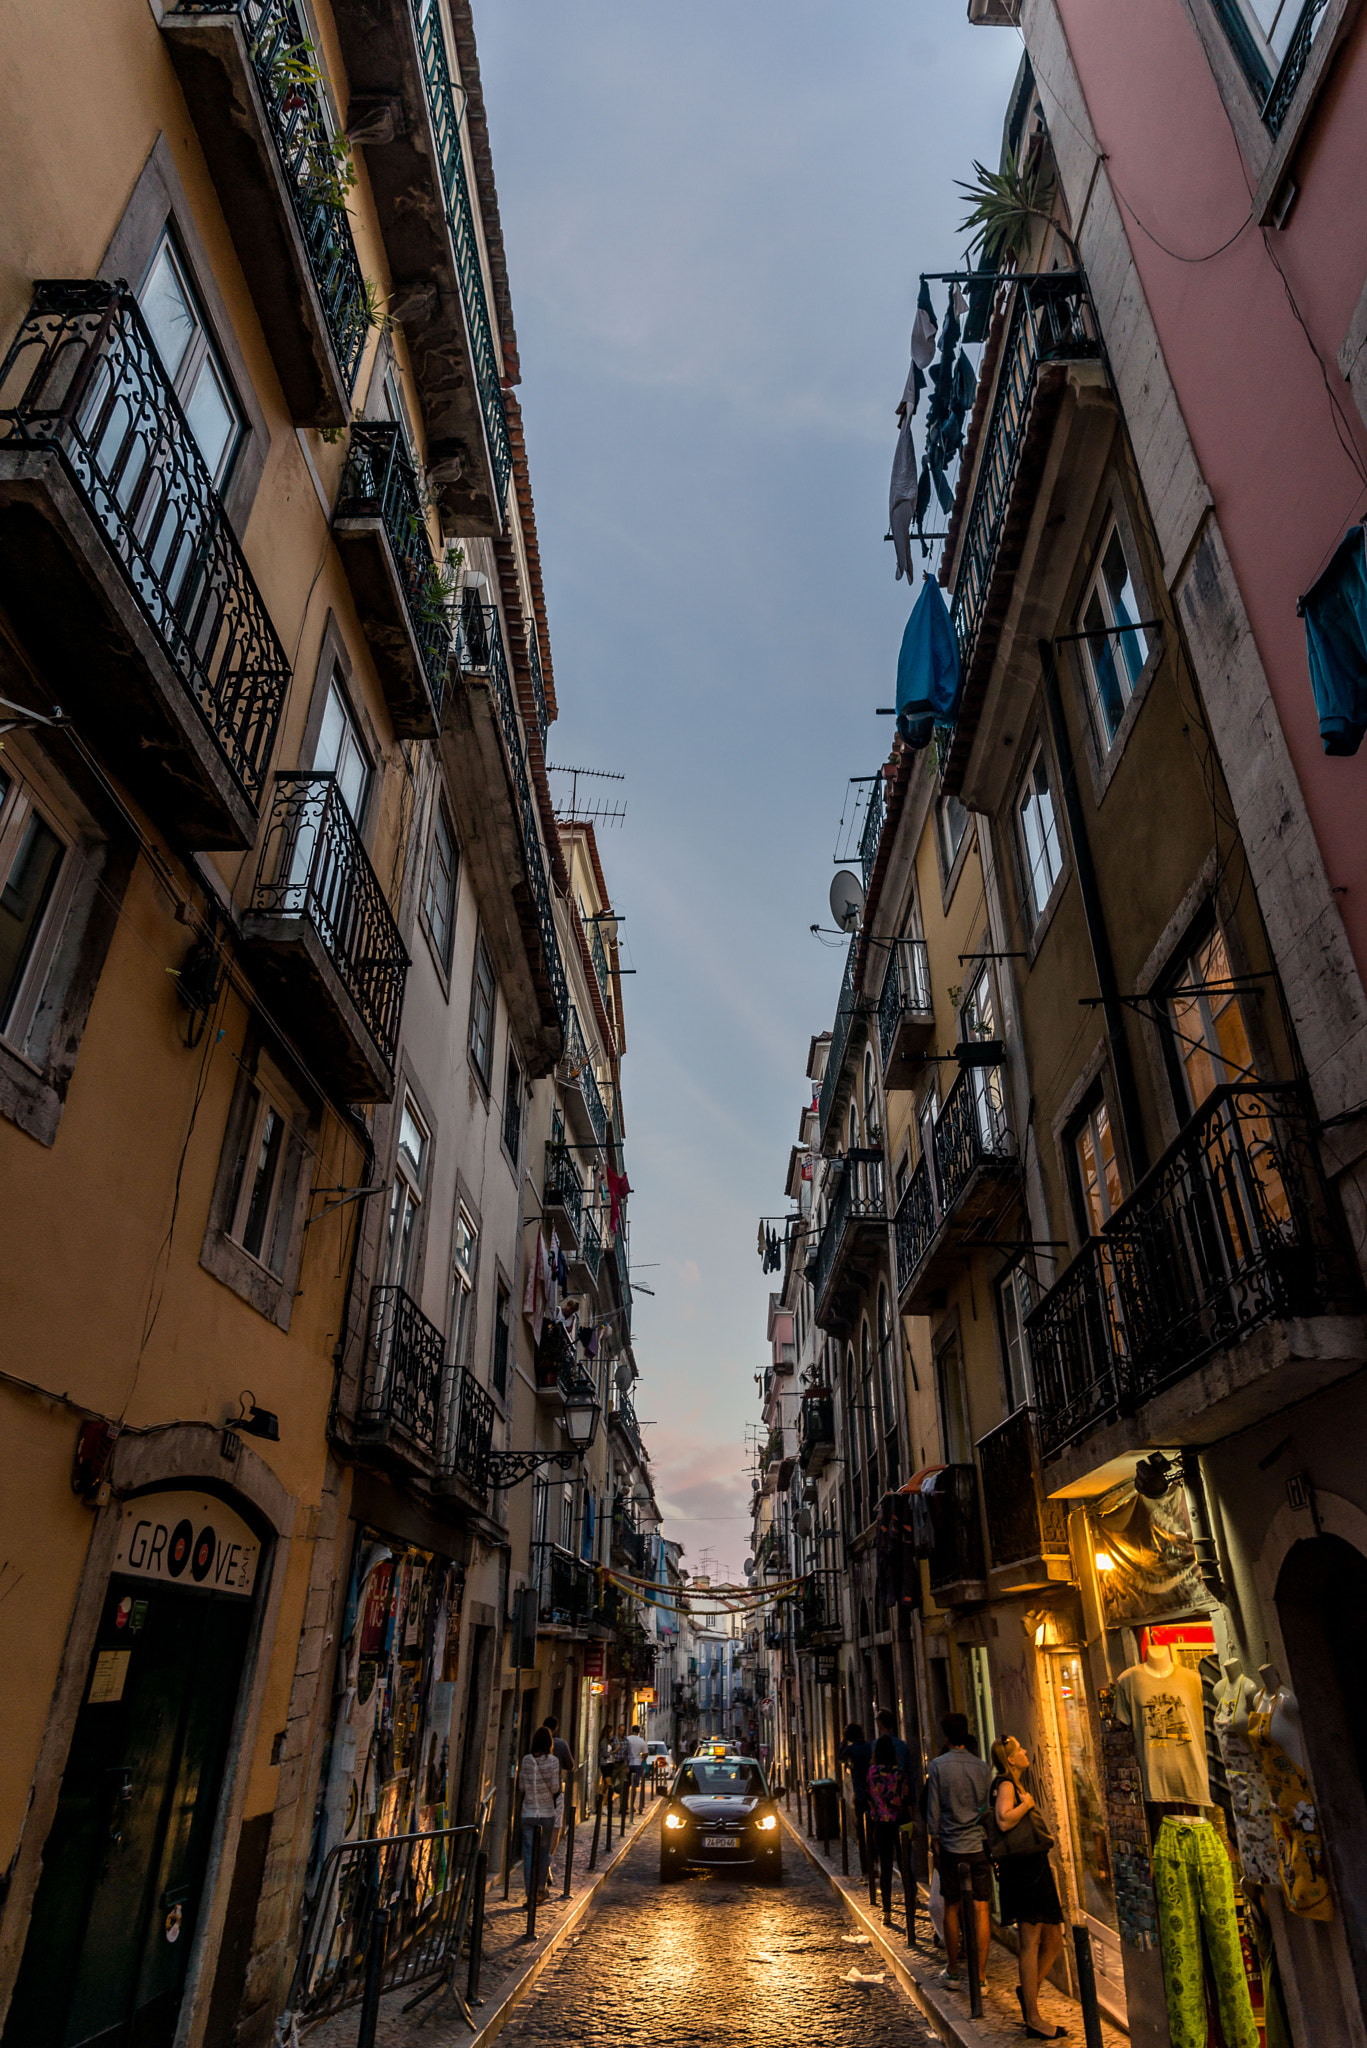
<box><xmin>423</xmin><ymin>799</ymin><xmax>458</xmax><ymax>969</ymax></box>
<box><xmin>501</xmin><ymin>1043</ymin><xmax>523</xmax><ymax>1163</ymax></box>
<box><xmin>938</xmin><ymin>791</ymin><xmax>969</xmax><ymax>872</ymax></box>
<box><xmin>138</xmin><ymin>232</ymin><xmax>242</xmax><ymax>490</ymax></box>
<box><xmin>315</xmin><ymin>670</ymin><xmax>372</xmax><ymax>826</ymax></box>
<box><xmin>469</xmin><ymin>938</ymin><xmax>495</xmax><ymax>1086</ymax></box>
<box><xmin>224</xmin><ymin>1055</ymin><xmax>300</xmax><ymax>1276</ymax></box>
<box><xmin>1215</xmin><ymin>0</ymin><xmax>1328</xmax><ymax>104</ymax></box>
<box><xmin>450</xmin><ymin>1207</ymin><xmax>478</xmax><ymax>1365</ymax></box>
<box><xmin>1077</xmin><ymin>522</ymin><xmax>1151</xmax><ymax>745</ymax></box>
<box><xmin>383</xmin><ymin>1096</ymin><xmax>429</xmax><ymax>1294</ymax></box>
<box><xmin>997</xmin><ymin>1266</ymin><xmax>1034</xmax><ymax>1411</ymax></box>
<box><xmin>0</xmin><ymin>767</ymin><xmax>74</xmax><ymax>1059</ymax></box>
<box><xmin>1016</xmin><ymin>740</ymin><xmax>1064</xmax><ymax>922</ymax></box>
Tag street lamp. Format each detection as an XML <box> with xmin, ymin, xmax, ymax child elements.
<box><xmin>562</xmin><ymin>1373</ymin><xmax>602</xmax><ymax>1450</ymax></box>
<box><xmin>485</xmin><ymin>1373</ymin><xmax>602</xmax><ymax>1487</ymax></box>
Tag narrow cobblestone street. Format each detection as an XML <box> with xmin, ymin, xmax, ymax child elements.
<box><xmin>499</xmin><ymin>1809</ymin><xmax>939</xmax><ymax>2048</ymax></box>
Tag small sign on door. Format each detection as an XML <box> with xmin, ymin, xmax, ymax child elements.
<box><xmin>87</xmin><ymin>1649</ymin><xmax>131</xmax><ymax>1704</ymax></box>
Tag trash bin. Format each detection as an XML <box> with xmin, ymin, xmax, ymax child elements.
<box><xmin>810</xmin><ymin>1777</ymin><xmax>840</xmax><ymax>1841</ymax></box>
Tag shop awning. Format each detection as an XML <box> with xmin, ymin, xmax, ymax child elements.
<box><xmin>1300</xmin><ymin>525</ymin><xmax>1367</xmax><ymax>755</ymax></box>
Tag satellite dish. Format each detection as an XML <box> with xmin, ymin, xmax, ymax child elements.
<box><xmin>743</xmin><ymin>1557</ymin><xmax>756</xmax><ymax>1577</ymax></box>
<box><xmin>829</xmin><ymin>870</ymin><xmax>865</xmax><ymax>933</ymax></box>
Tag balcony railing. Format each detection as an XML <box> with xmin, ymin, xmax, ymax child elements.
<box><xmin>527</xmin><ymin>618</ymin><xmax>550</xmax><ymax>747</ymax></box>
<box><xmin>581</xmin><ymin>1207</ymin><xmax>603</xmax><ymax>1282</ymax></box>
<box><xmin>446</xmin><ymin>1363</ymin><xmax>494</xmax><ymax>1495</ymax></box>
<box><xmin>568</xmin><ymin>1006</ymin><xmax>608</xmax><ymax>1145</ymax></box>
<box><xmin>859</xmin><ymin>773</ymin><xmax>886</xmax><ymax>893</ymax></box>
<box><xmin>361</xmin><ymin>1285</ymin><xmax>493</xmax><ymax>1491</ymax></box>
<box><xmin>534</xmin><ymin>1541</ymin><xmax>596</xmax><ymax>1628</ymax></box>
<box><xmin>543</xmin><ymin>1142</ymin><xmax>584</xmax><ymax>1240</ymax></box>
<box><xmin>794</xmin><ymin>1570</ymin><xmax>843</xmax><ymax>1647</ymax></box>
<box><xmin>817</xmin><ymin>936</ymin><xmax>861</xmax><ymax>1147</ymax></box>
<box><xmin>410</xmin><ymin>0</ymin><xmax>512</xmax><ymax>510</ymax></box>
<box><xmin>172</xmin><ymin>0</ymin><xmax>368</xmax><ymax>393</ymax></box>
<box><xmin>926</xmin><ymin>1464</ymin><xmax>987</xmax><ymax>1596</ymax></box>
<box><xmin>1029</xmin><ymin>1083</ymin><xmax>1347</xmax><ymax>1458</ymax></box>
<box><xmin>335</xmin><ymin>422</ymin><xmax>450</xmax><ymax>718</ymax></box>
<box><xmin>457</xmin><ymin>594</ymin><xmax>568</xmax><ymax>1031</ymax></box>
<box><xmin>975</xmin><ymin>1405</ymin><xmax>1070</xmax><ymax>1572</ymax></box>
<box><xmin>1263</xmin><ymin>0</ymin><xmax>1330</xmax><ymax>134</ymax></box>
<box><xmin>951</xmin><ymin>275</ymin><xmax>1098</xmax><ymax>679</ymax></box>
<box><xmin>894</xmin><ymin>1064</ymin><xmax>1015</xmax><ymax>1298</ymax></box>
<box><xmin>878</xmin><ymin>938</ymin><xmax>933</xmax><ymax>1067</ymax></box>
<box><xmin>612</xmin><ymin>1505</ymin><xmax>648</xmax><ymax>1575</ymax></box>
<box><xmin>0</xmin><ymin>281</ymin><xmax>289</xmax><ymax>811</ymax></box>
<box><xmin>590</xmin><ymin>921</ymin><xmax>612</xmax><ymax>1008</ymax></box>
<box><xmin>807</xmin><ymin>1150</ymin><xmax>885</xmax><ymax>1315</ymax></box>
<box><xmin>798</xmin><ymin>1393</ymin><xmax>835</xmax><ymax>1473</ymax></box>
<box><xmin>250</xmin><ymin>772</ymin><xmax>408</xmax><ymax>1072</ymax></box>
<box><xmin>608</xmin><ymin>1388</ymin><xmax>643</xmax><ymax>1460</ymax></box>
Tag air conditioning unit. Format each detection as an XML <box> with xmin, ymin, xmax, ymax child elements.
<box><xmin>967</xmin><ymin>0</ymin><xmax>1020</xmax><ymax>20</ymax></box>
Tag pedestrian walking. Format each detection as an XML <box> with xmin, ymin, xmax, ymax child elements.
<box><xmin>518</xmin><ymin>1728</ymin><xmax>563</xmax><ymax>1904</ymax></box>
<box><xmin>837</xmin><ymin>1721</ymin><xmax>874</xmax><ymax>1873</ymax></box>
<box><xmin>989</xmin><ymin>1735</ymin><xmax>1066</xmax><ymax>2040</ymax></box>
<box><xmin>543</xmin><ymin>1715</ymin><xmax>577</xmax><ymax>1867</ymax></box>
<box><xmin>876</xmin><ymin>1706</ymin><xmax>913</xmax><ymax>1777</ymax></box>
<box><xmin>925</xmin><ymin>1712</ymin><xmax>994</xmax><ymax>1994</ymax></box>
<box><xmin>624</xmin><ymin>1723</ymin><xmax>647</xmax><ymax>1812</ymax></box>
<box><xmin>867</xmin><ymin>1734</ymin><xmax>912</xmax><ymax>1924</ymax></box>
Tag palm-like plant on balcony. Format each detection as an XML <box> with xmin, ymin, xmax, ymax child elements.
<box><xmin>955</xmin><ymin>150</ymin><xmax>1078</xmax><ymax>269</ymax></box>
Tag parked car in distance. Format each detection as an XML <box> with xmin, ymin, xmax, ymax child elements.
<box><xmin>645</xmin><ymin>1740</ymin><xmax>674</xmax><ymax>1771</ymax></box>
<box><xmin>660</xmin><ymin>1755</ymin><xmax>782</xmax><ymax>1884</ymax></box>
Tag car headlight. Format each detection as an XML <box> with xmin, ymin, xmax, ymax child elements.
<box><xmin>665</xmin><ymin>1812</ymin><xmax>685</xmax><ymax>1830</ymax></box>
<box><xmin>758</xmin><ymin>1813</ymin><xmax>777</xmax><ymax>1832</ymax></box>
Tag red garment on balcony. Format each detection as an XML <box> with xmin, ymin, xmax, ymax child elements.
<box><xmin>607</xmin><ymin>1167</ymin><xmax>631</xmax><ymax>1236</ymax></box>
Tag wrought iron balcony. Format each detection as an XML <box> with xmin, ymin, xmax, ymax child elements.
<box><xmin>612</xmin><ymin>1502</ymin><xmax>648</xmax><ymax>1575</ymax></box>
<box><xmin>527</xmin><ymin>618</ymin><xmax>551</xmax><ymax>749</ymax></box>
<box><xmin>808</xmin><ymin>1150</ymin><xmax>886</xmax><ymax>1335</ymax></box>
<box><xmin>608</xmin><ymin>1387</ymin><xmax>643</xmax><ymax>1461</ymax></box>
<box><xmin>975</xmin><ymin>1405</ymin><xmax>1070</xmax><ymax>1579</ymax></box>
<box><xmin>925</xmin><ymin>1464</ymin><xmax>987</xmax><ymax>1601</ymax></box>
<box><xmin>1263</xmin><ymin>0</ymin><xmax>1330</xmax><ymax>135</ymax></box>
<box><xmin>943</xmin><ymin>275</ymin><xmax>1099</xmax><ymax>787</ymax></box>
<box><xmin>453</xmin><ymin>595</ymin><xmax>568</xmax><ymax>1050</ymax></box>
<box><xmin>164</xmin><ymin>0</ymin><xmax>367</xmax><ymax>424</ymax></box>
<box><xmin>859</xmin><ymin>773</ymin><xmax>886</xmax><ymax>893</ymax></box>
<box><xmin>334</xmin><ymin>423</ymin><xmax>450</xmax><ymax>736</ymax></box>
<box><xmin>793</xmin><ymin>1570</ymin><xmax>843</xmax><ymax>1648</ymax></box>
<box><xmin>360</xmin><ymin>1285</ymin><xmax>493</xmax><ymax>1493</ymax></box>
<box><xmin>581</xmin><ymin>1207</ymin><xmax>603</xmax><ymax>1282</ymax></box>
<box><xmin>0</xmin><ymin>282</ymin><xmax>288</xmax><ymax>847</ymax></box>
<box><xmin>894</xmin><ymin>1064</ymin><xmax>1016</xmax><ymax>1309</ymax></box>
<box><xmin>798</xmin><ymin>1392</ymin><xmax>835</xmax><ymax>1475</ymax></box>
<box><xmin>244</xmin><ymin>773</ymin><xmax>409</xmax><ymax>1101</ymax></box>
<box><xmin>591</xmin><ymin>921</ymin><xmax>612</xmax><ymax>1008</ymax></box>
<box><xmin>543</xmin><ymin>1142</ymin><xmax>584</xmax><ymax>1246</ymax></box>
<box><xmin>817</xmin><ymin>936</ymin><xmax>863</xmax><ymax>1150</ymax></box>
<box><xmin>566</xmin><ymin>1006</ymin><xmax>608</xmax><ymax>1146</ymax></box>
<box><xmin>534</xmin><ymin>1541</ymin><xmax>596</xmax><ymax>1630</ymax></box>
<box><xmin>1029</xmin><ymin>1083</ymin><xmax>1353</xmax><ymax>1461</ymax></box>
<box><xmin>878</xmin><ymin>938</ymin><xmax>934</xmax><ymax>1075</ymax></box>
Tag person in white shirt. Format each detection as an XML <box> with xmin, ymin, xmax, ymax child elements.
<box><xmin>624</xmin><ymin>1725</ymin><xmax>648</xmax><ymax>1812</ymax></box>
<box><xmin>518</xmin><ymin>1728</ymin><xmax>563</xmax><ymax>1902</ymax></box>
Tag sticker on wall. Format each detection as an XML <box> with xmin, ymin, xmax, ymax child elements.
<box><xmin>88</xmin><ymin>1649</ymin><xmax>131</xmax><ymax>1704</ymax></box>
<box><xmin>113</xmin><ymin>1493</ymin><xmax>260</xmax><ymax>1597</ymax></box>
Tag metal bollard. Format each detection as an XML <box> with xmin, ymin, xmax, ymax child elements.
<box><xmin>357</xmin><ymin>1899</ymin><xmax>389</xmax><ymax>2048</ymax></box>
<box><xmin>897</xmin><ymin>1831</ymin><xmax>916</xmax><ymax>1947</ymax></box>
<box><xmin>867</xmin><ymin>1815</ymin><xmax>877</xmax><ymax>1908</ymax></box>
<box><xmin>588</xmin><ymin>1792</ymin><xmax>604</xmax><ymax>1872</ymax></box>
<box><xmin>467</xmin><ymin>1850</ymin><xmax>487</xmax><ymax>2007</ymax></box>
<box><xmin>959</xmin><ymin>1859</ymin><xmax>983</xmax><ymax>2021</ymax></box>
<box><xmin>561</xmin><ymin>1801</ymin><xmax>576</xmax><ymax>1899</ymax></box>
<box><xmin>525</xmin><ymin>1824</ymin><xmax>544</xmax><ymax>1941</ymax></box>
<box><xmin>840</xmin><ymin>1789</ymin><xmax>849</xmax><ymax>1875</ymax></box>
<box><xmin>1072</xmin><ymin>1923</ymin><xmax>1105</xmax><ymax>2048</ymax></box>
<box><xmin>619</xmin><ymin>1780</ymin><xmax>626</xmax><ymax>1839</ymax></box>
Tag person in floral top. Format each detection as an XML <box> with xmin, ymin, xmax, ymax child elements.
<box><xmin>867</xmin><ymin>1734</ymin><xmax>911</xmax><ymax>1925</ymax></box>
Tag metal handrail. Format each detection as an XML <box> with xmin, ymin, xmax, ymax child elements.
<box><xmin>0</xmin><ymin>281</ymin><xmax>289</xmax><ymax>805</ymax></box>
<box><xmin>171</xmin><ymin>0</ymin><xmax>368</xmax><ymax>390</ymax></box>
<box><xmin>336</xmin><ymin>421</ymin><xmax>450</xmax><ymax>713</ymax></box>
<box><xmin>410</xmin><ymin>0</ymin><xmax>512</xmax><ymax>508</ymax></box>
<box><xmin>251</xmin><ymin>772</ymin><xmax>409</xmax><ymax>1068</ymax></box>
<box><xmin>877</xmin><ymin>939</ymin><xmax>932</xmax><ymax>1065</ymax></box>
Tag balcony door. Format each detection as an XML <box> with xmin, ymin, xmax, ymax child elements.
<box><xmin>961</xmin><ymin>964</ymin><xmax>1006</xmax><ymax>1153</ymax></box>
<box><xmin>283</xmin><ymin>671</ymin><xmax>373</xmax><ymax>917</ymax></box>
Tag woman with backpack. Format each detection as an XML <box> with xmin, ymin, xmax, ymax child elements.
<box><xmin>866</xmin><ymin>1733</ymin><xmax>911</xmax><ymax>1926</ymax></box>
<box><xmin>989</xmin><ymin>1734</ymin><xmax>1066</xmax><ymax>2040</ymax></box>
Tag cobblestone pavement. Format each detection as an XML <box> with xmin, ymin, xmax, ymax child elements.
<box><xmin>498</xmin><ymin>1808</ymin><xmax>940</xmax><ymax>2048</ymax></box>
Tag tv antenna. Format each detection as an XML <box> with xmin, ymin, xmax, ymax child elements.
<box><xmin>547</xmin><ymin>762</ymin><xmax>627</xmax><ymax>828</ymax></box>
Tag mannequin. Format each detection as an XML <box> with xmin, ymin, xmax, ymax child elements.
<box><xmin>1248</xmin><ymin>1665</ymin><xmax>1333</xmax><ymax>1921</ymax></box>
<box><xmin>1212</xmin><ymin>1658</ymin><xmax>1278</xmax><ymax>1884</ymax></box>
<box><xmin>1114</xmin><ymin>1638</ymin><xmax>1210</xmax><ymax>1806</ymax></box>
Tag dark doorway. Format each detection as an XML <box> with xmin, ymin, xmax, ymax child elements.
<box><xmin>4</xmin><ymin>1574</ymin><xmax>251</xmax><ymax>2048</ymax></box>
<box><xmin>454</xmin><ymin>1625</ymin><xmax>494</xmax><ymax>1826</ymax></box>
<box><xmin>1275</xmin><ymin>1533</ymin><xmax>1367</xmax><ymax>2015</ymax></box>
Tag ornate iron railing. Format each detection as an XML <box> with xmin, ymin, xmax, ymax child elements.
<box><xmin>935</xmin><ymin>1063</ymin><xmax>1014</xmax><ymax>1204</ymax></box>
<box><xmin>446</xmin><ymin>1363</ymin><xmax>494</xmax><ymax>1494</ymax></box>
<box><xmin>794</xmin><ymin>1570</ymin><xmax>843</xmax><ymax>1647</ymax></box>
<box><xmin>544</xmin><ymin>1142</ymin><xmax>584</xmax><ymax>1237</ymax></box>
<box><xmin>817</xmin><ymin>936</ymin><xmax>860</xmax><ymax>1146</ymax></box>
<box><xmin>1029</xmin><ymin>1084</ymin><xmax>1346</xmax><ymax>1457</ymax></box>
<box><xmin>581</xmin><ymin>1207</ymin><xmax>603</xmax><ymax>1281</ymax></box>
<box><xmin>590</xmin><ymin>921</ymin><xmax>612</xmax><ymax>1008</ymax></box>
<box><xmin>527</xmin><ymin>616</ymin><xmax>550</xmax><ymax>746</ymax></box>
<box><xmin>799</xmin><ymin>1393</ymin><xmax>835</xmax><ymax>1469</ymax></box>
<box><xmin>926</xmin><ymin>1464</ymin><xmax>986</xmax><ymax>1593</ymax></box>
<box><xmin>975</xmin><ymin>1405</ymin><xmax>1069</xmax><ymax>1570</ymax></box>
<box><xmin>456</xmin><ymin>594</ymin><xmax>568</xmax><ymax>1031</ymax></box>
<box><xmin>534</xmin><ymin>1541</ymin><xmax>595</xmax><ymax>1627</ymax></box>
<box><xmin>951</xmin><ymin>274</ymin><xmax>1098</xmax><ymax>679</ymax></box>
<box><xmin>0</xmin><ymin>281</ymin><xmax>289</xmax><ymax>805</ymax></box>
<box><xmin>568</xmin><ymin>1006</ymin><xmax>608</xmax><ymax>1144</ymax></box>
<box><xmin>362</xmin><ymin>1285</ymin><xmax>447</xmax><ymax>1455</ymax></box>
<box><xmin>410</xmin><ymin>0</ymin><xmax>512</xmax><ymax>508</ymax></box>
<box><xmin>612</xmin><ymin>1503</ymin><xmax>648</xmax><ymax>1574</ymax></box>
<box><xmin>608</xmin><ymin>1388</ymin><xmax>643</xmax><ymax>1460</ymax></box>
<box><xmin>807</xmin><ymin>1150</ymin><xmax>885</xmax><ymax>1308</ymax></box>
<box><xmin>859</xmin><ymin>773</ymin><xmax>886</xmax><ymax>893</ymax></box>
<box><xmin>251</xmin><ymin>773</ymin><xmax>408</xmax><ymax>1066</ymax></box>
<box><xmin>893</xmin><ymin>1152</ymin><xmax>937</xmax><ymax>1297</ymax></box>
<box><xmin>335</xmin><ymin>422</ymin><xmax>449</xmax><ymax>713</ymax></box>
<box><xmin>172</xmin><ymin>0</ymin><xmax>367</xmax><ymax>390</ymax></box>
<box><xmin>877</xmin><ymin>938</ymin><xmax>932</xmax><ymax>1065</ymax></box>
<box><xmin>1263</xmin><ymin>0</ymin><xmax>1330</xmax><ymax>135</ymax></box>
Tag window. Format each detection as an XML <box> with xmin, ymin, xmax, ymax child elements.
<box><xmin>492</xmin><ymin>1283</ymin><xmax>511</xmax><ymax>1397</ymax></box>
<box><xmin>0</xmin><ymin>769</ymin><xmax>71</xmax><ymax>1057</ymax></box>
<box><xmin>859</xmin><ymin>1318</ymin><xmax>879</xmax><ymax>1514</ymax></box>
<box><xmin>383</xmin><ymin>1096</ymin><xmax>429</xmax><ymax>1294</ymax></box>
<box><xmin>863</xmin><ymin>1048</ymin><xmax>878</xmax><ymax>1138</ymax></box>
<box><xmin>1168</xmin><ymin>924</ymin><xmax>1257</xmax><ymax>1111</ymax></box>
<box><xmin>1214</xmin><ymin>0</ymin><xmax>1326</xmax><ymax>103</ymax></box>
<box><xmin>315</xmin><ymin>671</ymin><xmax>371</xmax><ymax>826</ymax></box>
<box><xmin>998</xmin><ymin>1266</ymin><xmax>1034</xmax><ymax>1411</ymax></box>
<box><xmin>138</xmin><ymin>233</ymin><xmax>242</xmax><ymax>489</ymax></box>
<box><xmin>961</xmin><ymin>963</ymin><xmax>1008</xmax><ymax>1153</ymax></box>
<box><xmin>501</xmin><ymin>1044</ymin><xmax>523</xmax><ymax>1164</ymax></box>
<box><xmin>1077</xmin><ymin>523</ymin><xmax>1151</xmax><ymax>744</ymax></box>
<box><xmin>939</xmin><ymin>792</ymin><xmax>969</xmax><ymax>871</ymax></box>
<box><xmin>450</xmin><ymin>1208</ymin><xmax>478</xmax><ymax>1365</ymax></box>
<box><xmin>423</xmin><ymin>800</ymin><xmax>458</xmax><ymax>969</ymax></box>
<box><xmin>935</xmin><ymin>1330</ymin><xmax>973</xmax><ymax>1465</ymax></box>
<box><xmin>469</xmin><ymin>938</ymin><xmax>495</xmax><ymax>1086</ymax></box>
<box><xmin>1017</xmin><ymin>740</ymin><xmax>1064</xmax><ymax>922</ymax></box>
<box><xmin>1074</xmin><ymin>1094</ymin><xmax>1123</xmax><ymax>1235</ymax></box>
<box><xmin>877</xmin><ymin>1285</ymin><xmax>900</xmax><ymax>1489</ymax></box>
<box><xmin>895</xmin><ymin>1147</ymin><xmax>911</xmax><ymax>1205</ymax></box>
<box><xmin>224</xmin><ymin>1060</ymin><xmax>300</xmax><ymax>1276</ymax></box>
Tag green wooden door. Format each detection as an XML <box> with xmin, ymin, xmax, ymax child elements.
<box><xmin>4</xmin><ymin>1575</ymin><xmax>252</xmax><ymax>2047</ymax></box>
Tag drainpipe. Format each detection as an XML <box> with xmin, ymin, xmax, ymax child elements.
<box><xmin>1039</xmin><ymin>639</ymin><xmax>1148</xmax><ymax>1182</ymax></box>
<box><xmin>1179</xmin><ymin>1449</ymin><xmax>1228</xmax><ymax>1605</ymax></box>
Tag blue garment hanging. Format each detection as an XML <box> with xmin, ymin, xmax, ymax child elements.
<box><xmin>895</xmin><ymin>577</ymin><xmax>963</xmax><ymax>750</ymax></box>
<box><xmin>1300</xmin><ymin>526</ymin><xmax>1367</xmax><ymax>755</ymax></box>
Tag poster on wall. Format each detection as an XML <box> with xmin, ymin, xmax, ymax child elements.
<box><xmin>1084</xmin><ymin>1476</ymin><xmax>1207</xmax><ymax>1630</ymax></box>
<box><xmin>313</xmin><ymin>1527</ymin><xmax>465</xmax><ymax>1872</ymax></box>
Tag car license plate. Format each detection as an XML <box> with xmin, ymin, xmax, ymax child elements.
<box><xmin>702</xmin><ymin>1835</ymin><xmax>737</xmax><ymax>1851</ymax></box>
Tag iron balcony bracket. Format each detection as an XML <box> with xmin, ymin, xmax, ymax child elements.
<box><xmin>486</xmin><ymin>1447</ymin><xmax>584</xmax><ymax>1490</ymax></box>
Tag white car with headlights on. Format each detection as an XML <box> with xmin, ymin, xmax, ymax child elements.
<box><xmin>659</xmin><ymin>1756</ymin><xmax>782</xmax><ymax>1884</ymax></box>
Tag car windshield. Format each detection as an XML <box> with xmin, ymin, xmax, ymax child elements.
<box><xmin>676</xmin><ymin>1760</ymin><xmax>767</xmax><ymax>1797</ymax></box>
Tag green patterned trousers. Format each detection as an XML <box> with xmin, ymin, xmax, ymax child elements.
<box><xmin>1151</xmin><ymin>1818</ymin><xmax>1258</xmax><ymax>2048</ymax></box>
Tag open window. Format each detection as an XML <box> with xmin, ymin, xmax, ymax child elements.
<box><xmin>1164</xmin><ymin>922</ymin><xmax>1259</xmax><ymax>1113</ymax></box>
<box><xmin>1075</xmin><ymin>520</ymin><xmax>1152</xmax><ymax>747</ymax></box>
<box><xmin>201</xmin><ymin>1039</ymin><xmax>315</xmax><ymax>1328</ymax></box>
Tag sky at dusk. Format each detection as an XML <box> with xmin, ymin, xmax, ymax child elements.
<box><xmin>473</xmin><ymin>2</ymin><xmax>1023</xmax><ymax>1578</ymax></box>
